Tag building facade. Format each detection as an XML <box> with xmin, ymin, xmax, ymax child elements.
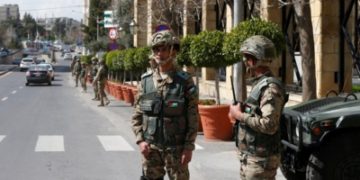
<box><xmin>0</xmin><ymin>4</ymin><xmax>20</xmax><ymax>21</ymax></box>
<box><xmin>129</xmin><ymin>0</ymin><xmax>359</xmax><ymax>102</ymax></box>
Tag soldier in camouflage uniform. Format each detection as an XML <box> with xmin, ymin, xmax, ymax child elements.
<box><xmin>131</xmin><ymin>29</ymin><xmax>199</xmax><ymax>180</ymax></box>
<box><xmin>73</xmin><ymin>58</ymin><xmax>82</xmax><ymax>87</ymax></box>
<box><xmin>79</xmin><ymin>61</ymin><xmax>87</xmax><ymax>92</ymax></box>
<box><xmin>91</xmin><ymin>57</ymin><xmax>99</xmax><ymax>100</ymax></box>
<box><xmin>93</xmin><ymin>58</ymin><xmax>110</xmax><ymax>106</ymax></box>
<box><xmin>228</xmin><ymin>35</ymin><xmax>287</xmax><ymax>180</ymax></box>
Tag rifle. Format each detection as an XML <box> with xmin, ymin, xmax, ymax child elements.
<box><xmin>230</xmin><ymin>76</ymin><xmax>243</xmax><ymax>147</ymax></box>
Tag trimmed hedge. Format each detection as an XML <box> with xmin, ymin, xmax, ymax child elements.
<box><xmin>223</xmin><ymin>18</ymin><xmax>285</xmax><ymax>64</ymax></box>
<box><xmin>190</xmin><ymin>30</ymin><xmax>228</xmax><ymax>68</ymax></box>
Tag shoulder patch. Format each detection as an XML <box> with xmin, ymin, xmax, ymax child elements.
<box><xmin>141</xmin><ymin>71</ymin><xmax>153</xmax><ymax>79</ymax></box>
<box><xmin>176</xmin><ymin>71</ymin><xmax>190</xmax><ymax>80</ymax></box>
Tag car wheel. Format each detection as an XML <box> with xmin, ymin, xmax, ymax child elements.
<box><xmin>25</xmin><ymin>82</ymin><xmax>29</xmax><ymax>86</ymax></box>
<box><xmin>306</xmin><ymin>131</ymin><xmax>360</xmax><ymax>180</ymax></box>
<box><xmin>280</xmin><ymin>150</ymin><xmax>305</xmax><ymax>180</ymax></box>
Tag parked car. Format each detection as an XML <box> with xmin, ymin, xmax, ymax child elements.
<box><xmin>20</xmin><ymin>57</ymin><xmax>36</xmax><ymax>71</ymax></box>
<box><xmin>280</xmin><ymin>93</ymin><xmax>360</xmax><ymax>180</ymax></box>
<box><xmin>38</xmin><ymin>63</ymin><xmax>55</xmax><ymax>80</ymax></box>
<box><xmin>25</xmin><ymin>65</ymin><xmax>52</xmax><ymax>86</ymax></box>
<box><xmin>12</xmin><ymin>58</ymin><xmax>22</xmax><ymax>66</ymax></box>
<box><xmin>35</xmin><ymin>58</ymin><xmax>46</xmax><ymax>64</ymax></box>
<box><xmin>63</xmin><ymin>53</ymin><xmax>72</xmax><ymax>60</ymax></box>
<box><xmin>0</xmin><ymin>48</ymin><xmax>9</xmax><ymax>57</ymax></box>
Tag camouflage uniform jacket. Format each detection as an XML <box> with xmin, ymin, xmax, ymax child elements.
<box><xmin>238</xmin><ymin>71</ymin><xmax>286</xmax><ymax>157</ymax></box>
<box><xmin>132</xmin><ymin>68</ymin><xmax>199</xmax><ymax>151</ymax></box>
<box><xmin>93</xmin><ymin>65</ymin><xmax>107</xmax><ymax>84</ymax></box>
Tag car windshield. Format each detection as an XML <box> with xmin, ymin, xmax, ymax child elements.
<box><xmin>22</xmin><ymin>59</ymin><xmax>33</xmax><ymax>62</ymax></box>
<box><xmin>28</xmin><ymin>65</ymin><xmax>48</xmax><ymax>71</ymax></box>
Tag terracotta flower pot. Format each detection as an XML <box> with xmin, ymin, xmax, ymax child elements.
<box><xmin>105</xmin><ymin>81</ymin><xmax>110</xmax><ymax>93</ymax></box>
<box><xmin>198</xmin><ymin>104</ymin><xmax>233</xmax><ymax>141</ymax></box>
<box><xmin>122</xmin><ymin>85</ymin><xmax>135</xmax><ymax>105</ymax></box>
<box><xmin>114</xmin><ymin>83</ymin><xmax>123</xmax><ymax>100</ymax></box>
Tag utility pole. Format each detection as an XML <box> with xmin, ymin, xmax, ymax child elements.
<box><xmin>233</xmin><ymin>0</ymin><xmax>246</xmax><ymax>101</ymax></box>
<box><xmin>96</xmin><ymin>16</ymin><xmax>99</xmax><ymax>41</ymax></box>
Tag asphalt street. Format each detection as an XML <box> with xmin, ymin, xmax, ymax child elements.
<box><xmin>0</xmin><ymin>55</ymin><xmax>286</xmax><ymax>179</ymax></box>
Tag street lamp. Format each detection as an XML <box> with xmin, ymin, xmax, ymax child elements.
<box><xmin>117</xmin><ymin>19</ymin><xmax>137</xmax><ymax>48</ymax></box>
<box><xmin>96</xmin><ymin>16</ymin><xmax>104</xmax><ymax>41</ymax></box>
<box><xmin>129</xmin><ymin>19</ymin><xmax>137</xmax><ymax>34</ymax></box>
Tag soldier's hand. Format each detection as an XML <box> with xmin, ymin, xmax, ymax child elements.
<box><xmin>181</xmin><ymin>149</ymin><xmax>192</xmax><ymax>166</ymax></box>
<box><xmin>138</xmin><ymin>141</ymin><xmax>150</xmax><ymax>158</ymax></box>
<box><xmin>229</xmin><ymin>104</ymin><xmax>245</xmax><ymax>123</ymax></box>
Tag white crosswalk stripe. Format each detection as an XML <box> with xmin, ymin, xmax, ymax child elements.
<box><xmin>97</xmin><ymin>135</ymin><xmax>135</xmax><ymax>151</ymax></box>
<box><xmin>0</xmin><ymin>135</ymin><xmax>205</xmax><ymax>152</ymax></box>
<box><xmin>35</xmin><ymin>135</ymin><xmax>65</xmax><ymax>152</ymax></box>
<box><xmin>195</xmin><ymin>144</ymin><xmax>204</xmax><ymax>150</ymax></box>
<box><xmin>0</xmin><ymin>135</ymin><xmax>5</xmax><ymax>143</ymax></box>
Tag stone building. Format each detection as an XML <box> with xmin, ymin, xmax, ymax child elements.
<box><xmin>0</xmin><ymin>4</ymin><xmax>20</xmax><ymax>22</ymax></box>
<box><xmin>127</xmin><ymin>0</ymin><xmax>359</xmax><ymax>101</ymax></box>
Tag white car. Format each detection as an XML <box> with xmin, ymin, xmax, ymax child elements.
<box><xmin>20</xmin><ymin>57</ymin><xmax>35</xmax><ymax>71</ymax></box>
<box><xmin>63</xmin><ymin>53</ymin><xmax>72</xmax><ymax>60</ymax></box>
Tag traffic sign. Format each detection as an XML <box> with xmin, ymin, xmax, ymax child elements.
<box><xmin>108</xmin><ymin>28</ymin><xmax>118</xmax><ymax>40</ymax></box>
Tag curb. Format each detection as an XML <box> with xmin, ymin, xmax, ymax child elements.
<box><xmin>0</xmin><ymin>66</ymin><xmax>18</xmax><ymax>76</ymax></box>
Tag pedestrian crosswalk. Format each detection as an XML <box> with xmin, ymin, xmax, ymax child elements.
<box><xmin>0</xmin><ymin>135</ymin><xmax>204</xmax><ymax>152</ymax></box>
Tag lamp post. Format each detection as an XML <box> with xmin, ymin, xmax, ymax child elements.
<box><xmin>117</xmin><ymin>19</ymin><xmax>137</xmax><ymax>48</ymax></box>
<box><xmin>96</xmin><ymin>16</ymin><xmax>104</xmax><ymax>41</ymax></box>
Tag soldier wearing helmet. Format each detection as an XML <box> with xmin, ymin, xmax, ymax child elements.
<box><xmin>90</xmin><ymin>57</ymin><xmax>99</xmax><ymax>100</ymax></box>
<box><xmin>93</xmin><ymin>58</ymin><xmax>110</xmax><ymax>106</ymax></box>
<box><xmin>79</xmin><ymin>61</ymin><xmax>87</xmax><ymax>92</ymax></box>
<box><xmin>73</xmin><ymin>57</ymin><xmax>82</xmax><ymax>87</ymax></box>
<box><xmin>132</xmin><ymin>28</ymin><xmax>199</xmax><ymax>180</ymax></box>
<box><xmin>229</xmin><ymin>35</ymin><xmax>287</xmax><ymax>180</ymax></box>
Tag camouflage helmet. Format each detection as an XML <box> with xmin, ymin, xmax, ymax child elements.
<box><xmin>99</xmin><ymin>58</ymin><xmax>105</xmax><ymax>64</ymax></box>
<box><xmin>240</xmin><ymin>35</ymin><xmax>276</xmax><ymax>62</ymax></box>
<box><xmin>91</xmin><ymin>56</ymin><xmax>98</xmax><ymax>62</ymax></box>
<box><xmin>150</xmin><ymin>30</ymin><xmax>180</xmax><ymax>50</ymax></box>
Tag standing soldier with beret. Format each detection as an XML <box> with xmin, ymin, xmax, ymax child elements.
<box><xmin>131</xmin><ymin>29</ymin><xmax>199</xmax><ymax>180</ymax></box>
<box><xmin>229</xmin><ymin>35</ymin><xmax>288</xmax><ymax>180</ymax></box>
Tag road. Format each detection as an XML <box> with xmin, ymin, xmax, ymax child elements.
<box><xmin>0</xmin><ymin>54</ymin><xmax>286</xmax><ymax>180</ymax></box>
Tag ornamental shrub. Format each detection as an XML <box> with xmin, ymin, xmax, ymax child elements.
<box><xmin>189</xmin><ymin>30</ymin><xmax>227</xmax><ymax>68</ymax></box>
<box><xmin>177</xmin><ymin>35</ymin><xmax>195</xmax><ymax>67</ymax></box>
<box><xmin>123</xmin><ymin>48</ymin><xmax>136</xmax><ymax>71</ymax></box>
<box><xmin>133</xmin><ymin>47</ymin><xmax>150</xmax><ymax>72</ymax></box>
<box><xmin>223</xmin><ymin>18</ymin><xmax>285</xmax><ymax>63</ymax></box>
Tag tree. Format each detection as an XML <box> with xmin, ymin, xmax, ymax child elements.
<box><xmin>129</xmin><ymin>0</ymin><xmax>202</xmax><ymax>36</ymax></box>
<box><xmin>82</xmin><ymin>0</ymin><xmax>112</xmax><ymax>45</ymax></box>
<box><xmin>291</xmin><ymin>0</ymin><xmax>316</xmax><ymax>100</ymax></box>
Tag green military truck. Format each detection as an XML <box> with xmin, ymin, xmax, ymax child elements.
<box><xmin>280</xmin><ymin>93</ymin><xmax>360</xmax><ymax>180</ymax></box>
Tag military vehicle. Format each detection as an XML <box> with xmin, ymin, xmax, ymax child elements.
<box><xmin>280</xmin><ymin>92</ymin><xmax>360</xmax><ymax>180</ymax></box>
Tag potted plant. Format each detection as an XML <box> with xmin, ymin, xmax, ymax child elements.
<box><xmin>132</xmin><ymin>47</ymin><xmax>151</xmax><ymax>99</ymax></box>
<box><xmin>177</xmin><ymin>35</ymin><xmax>203</xmax><ymax>131</ymax></box>
<box><xmin>123</xmin><ymin>48</ymin><xmax>137</xmax><ymax>105</ymax></box>
<box><xmin>223</xmin><ymin>18</ymin><xmax>285</xmax><ymax>68</ymax></box>
<box><xmin>189</xmin><ymin>30</ymin><xmax>239</xmax><ymax>140</ymax></box>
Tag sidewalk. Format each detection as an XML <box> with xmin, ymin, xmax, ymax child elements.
<box><xmin>0</xmin><ymin>65</ymin><xmax>17</xmax><ymax>76</ymax></box>
<box><xmin>69</xmin><ymin>76</ymin><xmax>286</xmax><ymax>180</ymax></box>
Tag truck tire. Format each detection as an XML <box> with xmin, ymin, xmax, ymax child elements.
<box><xmin>306</xmin><ymin>131</ymin><xmax>360</xmax><ymax>180</ymax></box>
<box><xmin>280</xmin><ymin>164</ymin><xmax>304</xmax><ymax>180</ymax></box>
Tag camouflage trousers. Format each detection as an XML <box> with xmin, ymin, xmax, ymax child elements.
<box><xmin>141</xmin><ymin>147</ymin><xmax>189</xmax><ymax>180</ymax></box>
<box><xmin>93</xmin><ymin>81</ymin><xmax>99</xmax><ymax>99</ymax></box>
<box><xmin>238</xmin><ymin>152</ymin><xmax>280</xmax><ymax>180</ymax></box>
<box><xmin>80</xmin><ymin>77</ymin><xmax>87</xmax><ymax>91</ymax></box>
<box><xmin>74</xmin><ymin>74</ymin><xmax>80</xmax><ymax>86</ymax></box>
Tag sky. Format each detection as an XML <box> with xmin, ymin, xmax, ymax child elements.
<box><xmin>0</xmin><ymin>0</ymin><xmax>85</xmax><ymax>22</ymax></box>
